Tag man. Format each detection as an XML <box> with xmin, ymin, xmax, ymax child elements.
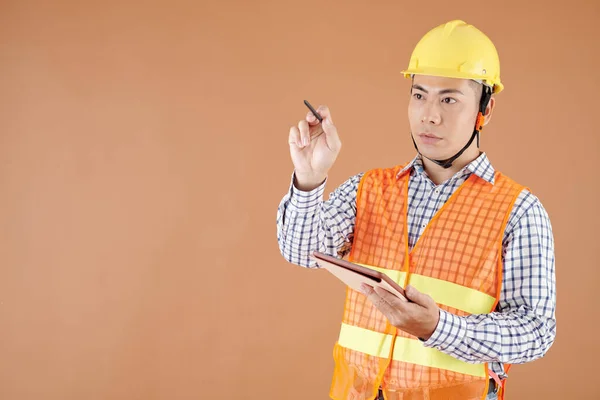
<box><xmin>276</xmin><ymin>20</ymin><xmax>556</xmax><ymax>400</ymax></box>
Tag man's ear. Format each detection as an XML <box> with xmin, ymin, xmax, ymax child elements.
<box><xmin>483</xmin><ymin>97</ymin><xmax>496</xmax><ymax>126</ymax></box>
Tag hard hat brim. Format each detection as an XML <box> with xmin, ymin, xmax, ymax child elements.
<box><xmin>401</xmin><ymin>68</ymin><xmax>503</xmax><ymax>94</ymax></box>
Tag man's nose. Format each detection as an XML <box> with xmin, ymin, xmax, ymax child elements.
<box><xmin>421</xmin><ymin>102</ymin><xmax>441</xmax><ymax>125</ymax></box>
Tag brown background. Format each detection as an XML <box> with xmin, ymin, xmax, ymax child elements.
<box><xmin>0</xmin><ymin>0</ymin><xmax>598</xmax><ymax>399</ymax></box>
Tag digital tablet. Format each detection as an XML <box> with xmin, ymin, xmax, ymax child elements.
<box><xmin>310</xmin><ymin>251</ymin><xmax>408</xmax><ymax>301</ymax></box>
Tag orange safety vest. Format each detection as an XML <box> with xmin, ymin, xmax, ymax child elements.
<box><xmin>329</xmin><ymin>164</ymin><xmax>526</xmax><ymax>400</ymax></box>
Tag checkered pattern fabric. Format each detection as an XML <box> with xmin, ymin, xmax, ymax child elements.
<box><xmin>276</xmin><ymin>152</ymin><xmax>556</xmax><ymax>381</ymax></box>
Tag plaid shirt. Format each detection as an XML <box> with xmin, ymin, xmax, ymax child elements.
<box><xmin>276</xmin><ymin>152</ymin><xmax>556</xmax><ymax>380</ymax></box>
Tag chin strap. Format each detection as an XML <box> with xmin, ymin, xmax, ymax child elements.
<box><xmin>413</xmin><ymin>85</ymin><xmax>493</xmax><ymax>169</ymax></box>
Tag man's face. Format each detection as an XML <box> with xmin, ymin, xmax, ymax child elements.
<box><xmin>408</xmin><ymin>75</ymin><xmax>486</xmax><ymax>162</ymax></box>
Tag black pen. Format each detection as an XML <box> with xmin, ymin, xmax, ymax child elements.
<box><xmin>304</xmin><ymin>100</ymin><xmax>323</xmax><ymax>123</ymax></box>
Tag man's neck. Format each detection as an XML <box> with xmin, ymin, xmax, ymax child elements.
<box><xmin>420</xmin><ymin>151</ymin><xmax>481</xmax><ymax>186</ymax></box>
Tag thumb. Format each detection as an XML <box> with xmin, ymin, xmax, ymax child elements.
<box><xmin>405</xmin><ymin>285</ymin><xmax>433</xmax><ymax>307</ymax></box>
<box><xmin>322</xmin><ymin>117</ymin><xmax>341</xmax><ymax>152</ymax></box>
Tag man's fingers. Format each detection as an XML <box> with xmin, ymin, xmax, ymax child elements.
<box><xmin>322</xmin><ymin>117</ymin><xmax>341</xmax><ymax>152</ymax></box>
<box><xmin>288</xmin><ymin>126</ymin><xmax>302</xmax><ymax>148</ymax></box>
<box><xmin>306</xmin><ymin>112</ymin><xmax>321</xmax><ymax>126</ymax></box>
<box><xmin>297</xmin><ymin>120</ymin><xmax>310</xmax><ymax>147</ymax></box>
<box><xmin>362</xmin><ymin>284</ymin><xmax>395</xmax><ymax>315</ymax></box>
<box><xmin>374</xmin><ymin>286</ymin><xmax>409</xmax><ymax>308</ymax></box>
<box><xmin>370</xmin><ymin>291</ymin><xmax>390</xmax><ymax>311</ymax></box>
<box><xmin>405</xmin><ymin>285</ymin><xmax>433</xmax><ymax>308</ymax></box>
<box><xmin>304</xmin><ymin>105</ymin><xmax>340</xmax><ymax>152</ymax></box>
<box><xmin>316</xmin><ymin>105</ymin><xmax>333</xmax><ymax>123</ymax></box>
<box><xmin>360</xmin><ymin>283</ymin><xmax>374</xmax><ymax>296</ymax></box>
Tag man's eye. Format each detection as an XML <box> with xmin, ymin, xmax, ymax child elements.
<box><xmin>442</xmin><ymin>98</ymin><xmax>456</xmax><ymax>104</ymax></box>
<box><xmin>413</xmin><ymin>93</ymin><xmax>423</xmax><ymax>100</ymax></box>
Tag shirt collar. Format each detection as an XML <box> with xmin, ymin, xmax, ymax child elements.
<box><xmin>396</xmin><ymin>152</ymin><xmax>496</xmax><ymax>185</ymax></box>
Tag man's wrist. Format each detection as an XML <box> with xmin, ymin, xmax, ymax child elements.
<box><xmin>418</xmin><ymin>309</ymin><xmax>440</xmax><ymax>341</ymax></box>
<box><xmin>293</xmin><ymin>171</ymin><xmax>327</xmax><ymax>192</ymax></box>
<box><xmin>287</xmin><ymin>171</ymin><xmax>326</xmax><ymax>213</ymax></box>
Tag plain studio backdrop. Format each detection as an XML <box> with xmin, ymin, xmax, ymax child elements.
<box><xmin>1</xmin><ymin>1</ymin><xmax>598</xmax><ymax>399</ymax></box>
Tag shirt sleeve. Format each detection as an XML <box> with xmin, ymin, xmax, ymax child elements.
<box><xmin>422</xmin><ymin>189</ymin><xmax>557</xmax><ymax>365</ymax></box>
<box><xmin>276</xmin><ymin>171</ymin><xmax>363</xmax><ymax>268</ymax></box>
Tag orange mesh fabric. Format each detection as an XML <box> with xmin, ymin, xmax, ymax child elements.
<box><xmin>329</xmin><ymin>165</ymin><xmax>525</xmax><ymax>400</ymax></box>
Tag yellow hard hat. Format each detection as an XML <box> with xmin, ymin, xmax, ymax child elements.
<box><xmin>401</xmin><ymin>20</ymin><xmax>504</xmax><ymax>94</ymax></box>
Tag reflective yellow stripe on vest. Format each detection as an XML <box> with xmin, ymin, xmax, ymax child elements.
<box><xmin>339</xmin><ymin>264</ymin><xmax>496</xmax><ymax>376</ymax></box>
<box><xmin>356</xmin><ymin>264</ymin><xmax>496</xmax><ymax>314</ymax></box>
<box><xmin>338</xmin><ymin>323</ymin><xmax>487</xmax><ymax>378</ymax></box>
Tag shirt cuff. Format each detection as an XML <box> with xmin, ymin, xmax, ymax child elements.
<box><xmin>287</xmin><ymin>171</ymin><xmax>327</xmax><ymax>212</ymax></box>
<box><xmin>422</xmin><ymin>309</ymin><xmax>467</xmax><ymax>353</ymax></box>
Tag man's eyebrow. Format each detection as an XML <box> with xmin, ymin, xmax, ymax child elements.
<box><xmin>411</xmin><ymin>84</ymin><xmax>464</xmax><ymax>95</ymax></box>
<box><xmin>439</xmin><ymin>88</ymin><xmax>464</xmax><ymax>95</ymax></box>
<box><xmin>412</xmin><ymin>84</ymin><xmax>428</xmax><ymax>93</ymax></box>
